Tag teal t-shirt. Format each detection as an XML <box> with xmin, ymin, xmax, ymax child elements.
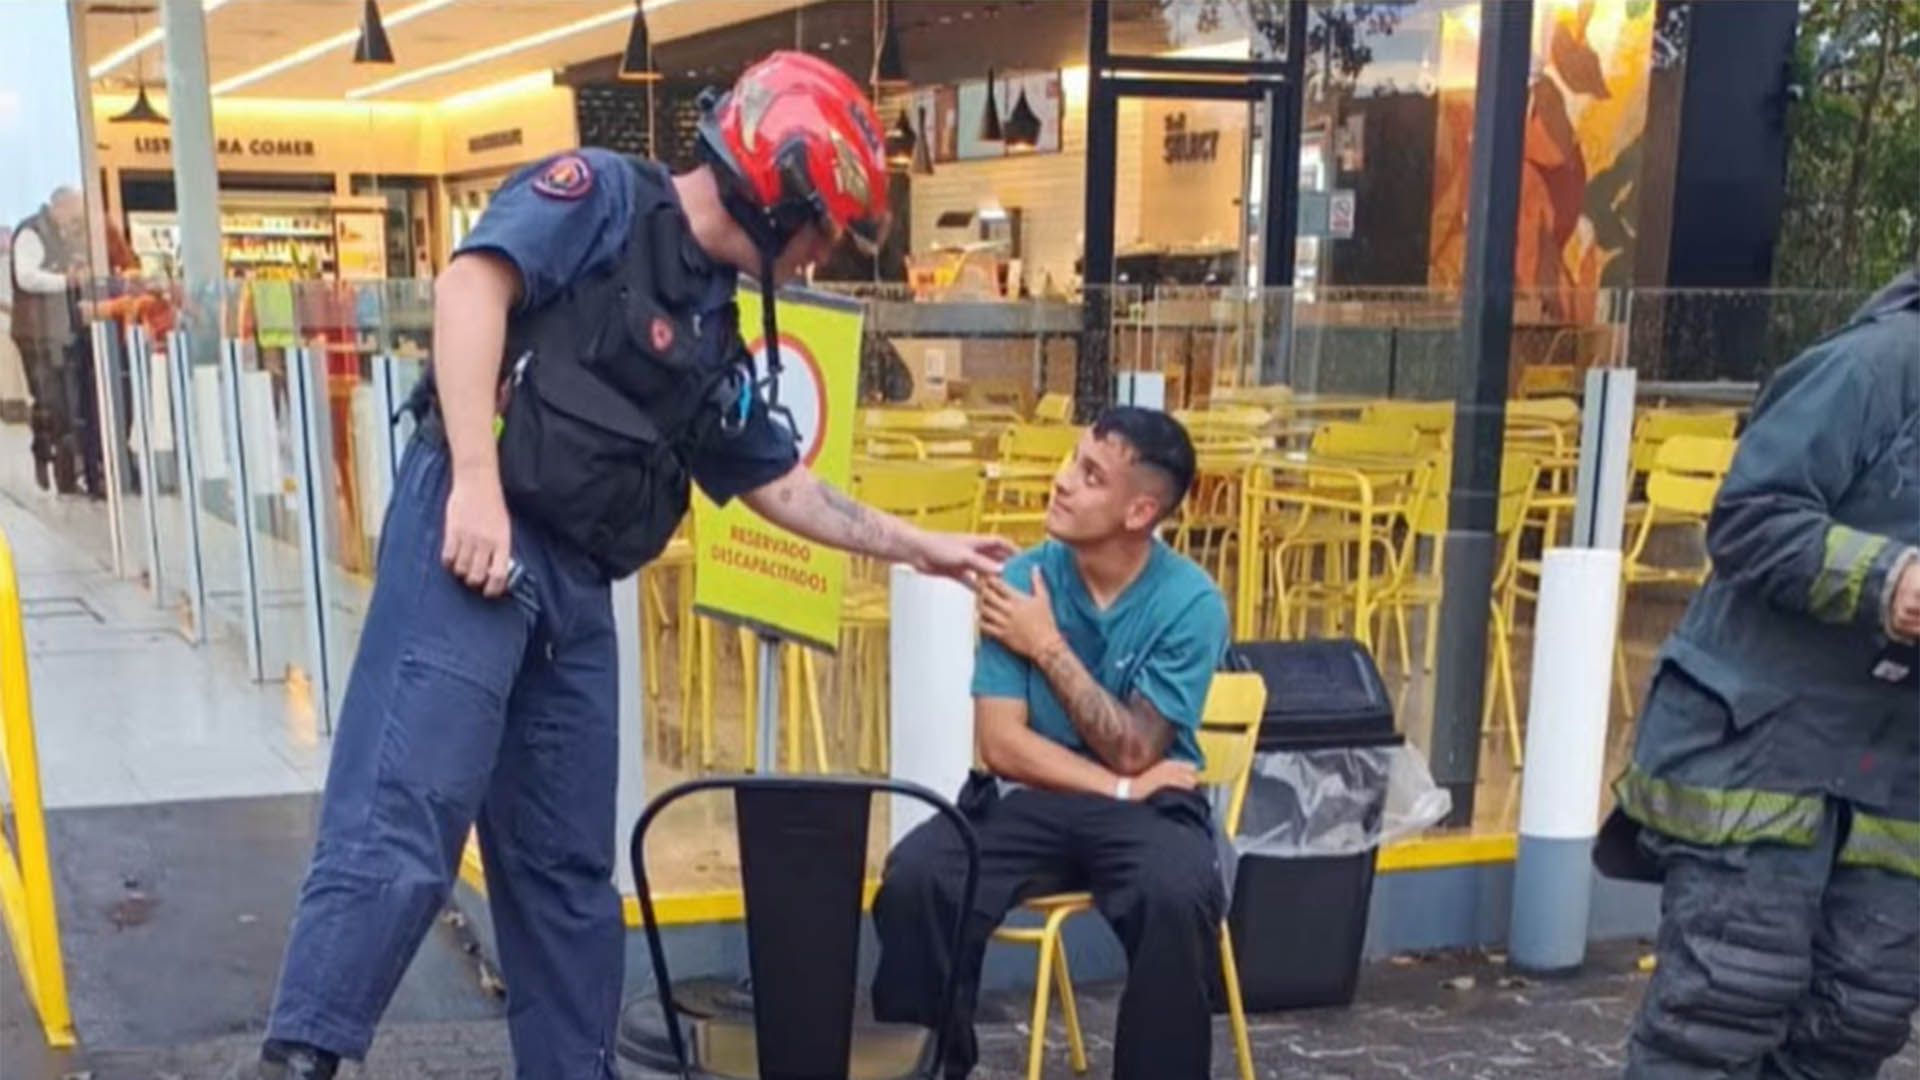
<box><xmin>972</xmin><ymin>539</ymin><xmax>1230</xmax><ymax>768</ymax></box>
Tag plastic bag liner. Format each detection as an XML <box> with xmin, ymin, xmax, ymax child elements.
<box><xmin>1232</xmin><ymin>744</ymin><xmax>1452</xmax><ymax>858</ymax></box>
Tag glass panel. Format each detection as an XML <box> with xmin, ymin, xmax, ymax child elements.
<box><xmin>191</xmin><ymin>278</ymin><xmax>252</xmax><ymax>650</ymax></box>
<box><xmin>1110</xmin><ymin>0</ymin><xmax>1292</xmax><ymax>61</ymax></box>
<box><xmin>231</xmin><ymin>276</ymin><xmax>311</xmax><ymax>686</ymax></box>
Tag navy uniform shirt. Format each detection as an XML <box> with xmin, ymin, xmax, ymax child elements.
<box><xmin>454</xmin><ymin>147</ymin><xmax>798</xmax><ymax>504</ymax></box>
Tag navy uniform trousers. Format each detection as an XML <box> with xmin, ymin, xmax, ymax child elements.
<box><xmin>873</xmin><ymin>773</ymin><xmax>1225</xmax><ymax>1080</ymax></box>
<box><xmin>1628</xmin><ymin>803</ymin><xmax>1920</xmax><ymax>1079</ymax></box>
<box><xmin>266</xmin><ymin>434</ymin><xmax>624</xmax><ymax>1079</ymax></box>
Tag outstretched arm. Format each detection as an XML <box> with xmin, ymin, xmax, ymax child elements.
<box><xmin>743</xmin><ymin>463</ymin><xmax>1015</xmax><ymax>581</ymax></box>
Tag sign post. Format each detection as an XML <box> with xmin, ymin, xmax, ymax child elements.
<box><xmin>692</xmin><ymin>287</ymin><xmax>863</xmax><ymax>771</ymax></box>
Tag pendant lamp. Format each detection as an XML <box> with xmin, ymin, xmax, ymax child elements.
<box><xmin>110</xmin><ymin>12</ymin><xmax>168</xmax><ymax>124</ymax></box>
<box><xmin>1004</xmin><ymin>83</ymin><xmax>1042</xmax><ymax>151</ymax></box>
<box><xmin>353</xmin><ymin>0</ymin><xmax>395</xmax><ymax>64</ymax></box>
<box><xmin>978</xmin><ymin>69</ymin><xmax>1003</xmax><ymax>143</ymax></box>
<box><xmin>872</xmin><ymin>0</ymin><xmax>909</xmax><ymax>91</ymax></box>
<box><xmin>885</xmin><ymin>109</ymin><xmax>916</xmax><ymax>170</ymax></box>
<box><xmin>618</xmin><ymin>0</ymin><xmax>661</xmax><ymax>82</ymax></box>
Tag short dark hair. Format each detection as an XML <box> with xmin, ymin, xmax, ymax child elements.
<box><xmin>1091</xmin><ymin>406</ymin><xmax>1197</xmax><ymax>519</ymax></box>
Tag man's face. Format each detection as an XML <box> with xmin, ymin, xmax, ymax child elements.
<box><xmin>1045</xmin><ymin>430</ymin><xmax>1166</xmax><ymax>544</ymax></box>
<box><xmin>771</xmin><ymin>223</ymin><xmax>834</xmax><ymax>285</ymax></box>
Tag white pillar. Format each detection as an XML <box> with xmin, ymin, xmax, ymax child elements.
<box><xmin>888</xmin><ymin>567</ymin><xmax>976</xmax><ymax>844</ymax></box>
<box><xmin>159</xmin><ymin>0</ymin><xmax>223</xmax><ymax>371</ymax></box>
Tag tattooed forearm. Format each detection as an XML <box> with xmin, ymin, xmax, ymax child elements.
<box><xmin>1034</xmin><ymin>639</ymin><xmax>1173</xmax><ymax>775</ymax></box>
<box><xmin>818</xmin><ymin>482</ymin><xmax>899</xmax><ymax>556</ymax></box>
<box><xmin>747</xmin><ymin>468</ymin><xmax>918</xmax><ymax>560</ymax></box>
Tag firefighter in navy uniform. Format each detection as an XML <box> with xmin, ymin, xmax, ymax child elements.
<box><xmin>1611</xmin><ymin>268</ymin><xmax>1920</xmax><ymax>1078</ymax></box>
<box><xmin>251</xmin><ymin>53</ymin><xmax>1012</xmax><ymax>1080</ymax></box>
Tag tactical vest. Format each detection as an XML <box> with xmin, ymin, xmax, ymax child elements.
<box><xmin>9</xmin><ymin>209</ymin><xmax>76</xmax><ymax>345</ymax></box>
<box><xmin>488</xmin><ymin>160</ymin><xmax>746</xmax><ymax>580</ymax></box>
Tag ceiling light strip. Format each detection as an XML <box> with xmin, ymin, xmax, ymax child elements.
<box><xmin>346</xmin><ymin>0</ymin><xmax>683</xmax><ymax>100</ymax></box>
<box><xmin>209</xmin><ymin>0</ymin><xmax>462</xmax><ymax>96</ymax></box>
<box><xmin>88</xmin><ymin>0</ymin><xmax>236</xmax><ymax>80</ymax></box>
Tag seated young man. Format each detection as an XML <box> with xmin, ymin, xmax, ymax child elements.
<box><xmin>872</xmin><ymin>407</ymin><xmax>1230</xmax><ymax>1080</ymax></box>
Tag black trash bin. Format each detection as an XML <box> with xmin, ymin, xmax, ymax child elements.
<box><xmin>1223</xmin><ymin>639</ymin><xmax>1399</xmax><ymax>1011</ymax></box>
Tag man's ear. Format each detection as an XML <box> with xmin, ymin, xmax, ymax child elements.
<box><xmin>1123</xmin><ymin>492</ymin><xmax>1163</xmax><ymax>533</ymax></box>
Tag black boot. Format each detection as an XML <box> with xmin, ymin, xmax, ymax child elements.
<box><xmin>33</xmin><ymin>456</ymin><xmax>50</xmax><ymax>492</ymax></box>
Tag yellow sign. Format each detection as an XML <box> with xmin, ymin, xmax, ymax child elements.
<box><xmin>692</xmin><ymin>287</ymin><xmax>863</xmax><ymax>651</ymax></box>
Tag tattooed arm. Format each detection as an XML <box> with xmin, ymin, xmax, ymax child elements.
<box><xmin>743</xmin><ymin>464</ymin><xmax>1015</xmax><ymax>580</ymax></box>
<box><xmin>977</xmin><ymin>570</ymin><xmax>1175</xmax><ymax>775</ymax></box>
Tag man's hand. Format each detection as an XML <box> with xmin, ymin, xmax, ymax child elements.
<box><xmin>912</xmin><ymin>532</ymin><xmax>1017</xmax><ymax>585</ymax></box>
<box><xmin>1891</xmin><ymin>555</ymin><xmax>1920</xmax><ymax>641</ymax></box>
<box><xmin>1129</xmin><ymin>759</ymin><xmax>1199</xmax><ymax>801</ymax></box>
<box><xmin>979</xmin><ymin>569</ymin><xmax>1063</xmax><ymax>661</ymax></box>
<box><xmin>443</xmin><ymin>473</ymin><xmax>512</xmax><ymax>597</ymax></box>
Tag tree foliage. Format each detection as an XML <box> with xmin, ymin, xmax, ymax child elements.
<box><xmin>1775</xmin><ymin>0</ymin><xmax>1920</xmax><ymax>289</ymax></box>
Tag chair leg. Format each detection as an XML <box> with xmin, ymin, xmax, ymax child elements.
<box><xmin>697</xmin><ymin>618</ymin><xmax>715</xmax><ymax>769</ymax></box>
<box><xmin>801</xmin><ymin>649</ymin><xmax>829</xmax><ymax>773</ymax></box>
<box><xmin>1026</xmin><ymin>918</ymin><xmax>1062</xmax><ymax>1080</ymax></box>
<box><xmin>1219</xmin><ymin>922</ymin><xmax>1256</xmax><ymax>1080</ymax></box>
<box><xmin>1050</xmin><ymin>934</ymin><xmax>1089</xmax><ymax>1074</ymax></box>
<box><xmin>1613</xmin><ymin>638</ymin><xmax>1632</xmax><ymax>721</ymax></box>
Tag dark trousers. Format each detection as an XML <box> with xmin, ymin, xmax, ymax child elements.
<box><xmin>266</xmin><ymin>436</ymin><xmax>624</xmax><ymax>1079</ymax></box>
<box><xmin>873</xmin><ymin>773</ymin><xmax>1224</xmax><ymax>1080</ymax></box>
<box><xmin>1628</xmin><ymin>802</ymin><xmax>1920</xmax><ymax>1078</ymax></box>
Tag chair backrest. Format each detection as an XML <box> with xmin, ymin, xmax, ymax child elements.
<box><xmin>999</xmin><ymin>422</ymin><xmax>1085</xmax><ymax>466</ymax></box>
<box><xmin>861</xmin><ymin>407</ymin><xmax>970</xmax><ymax>433</ymax></box>
<box><xmin>1195</xmin><ymin>672</ymin><xmax>1269</xmax><ymax>835</ymax></box>
<box><xmin>854</xmin><ymin>460</ymin><xmax>984</xmax><ymax>533</ymax></box>
<box><xmin>1517</xmin><ymin>362</ymin><xmax>1580</xmax><ymax>397</ymax></box>
<box><xmin>1641</xmin><ymin>436</ymin><xmax>1737</xmax><ymax>519</ymax></box>
<box><xmin>631</xmin><ymin>776</ymin><xmax>980</xmax><ymax>1080</ymax></box>
<box><xmin>1033</xmin><ymin>392</ymin><xmax>1074</xmax><ymax>423</ymax></box>
<box><xmin>1310</xmin><ymin>420</ymin><xmax>1420</xmax><ymax>459</ymax></box>
<box><xmin>1361</xmin><ymin>400</ymin><xmax>1454</xmax><ymax>436</ymax></box>
<box><xmin>1405</xmin><ymin>451</ymin><xmax>1539</xmax><ymax>538</ymax></box>
<box><xmin>1656</xmin><ymin>433</ymin><xmax>1737</xmax><ymax>478</ymax></box>
<box><xmin>1630</xmin><ymin>409</ymin><xmax>1738</xmax><ymax>474</ymax></box>
<box><xmin>1508</xmin><ymin>396</ymin><xmax>1581</xmax><ymax>427</ymax></box>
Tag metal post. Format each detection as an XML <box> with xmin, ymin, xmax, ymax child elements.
<box><xmin>755</xmin><ymin>635</ymin><xmax>782</xmax><ymax>774</ymax></box>
<box><xmin>167</xmin><ymin>330</ymin><xmax>207</xmax><ymax>644</ymax></box>
<box><xmin>370</xmin><ymin>355</ymin><xmax>403</xmax><ymax>482</ymax></box>
<box><xmin>221</xmin><ymin>340</ymin><xmax>266</xmax><ymax>681</ymax></box>
<box><xmin>1430</xmin><ymin>0</ymin><xmax>1533</xmax><ymax>826</ymax></box>
<box><xmin>88</xmin><ymin>321</ymin><xmax>128</xmax><ymax>578</ymax></box>
<box><xmin>1571</xmin><ymin>368</ymin><xmax>1638</xmax><ymax>550</ymax></box>
<box><xmin>288</xmin><ymin>347</ymin><xmax>338</xmax><ymax>731</ymax></box>
<box><xmin>1079</xmin><ymin>0</ymin><xmax>1119</xmax><ymax>421</ymax></box>
<box><xmin>1259</xmin><ymin>0</ymin><xmax>1309</xmax><ymax>384</ymax></box>
<box><xmin>612</xmin><ymin>571</ymin><xmax>646</xmax><ymax>894</ymax></box>
<box><xmin>125</xmin><ymin>323</ymin><xmax>167</xmax><ymax>605</ymax></box>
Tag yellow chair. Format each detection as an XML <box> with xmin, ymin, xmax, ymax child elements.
<box><xmin>838</xmin><ymin>460</ymin><xmax>987</xmax><ymax>772</ymax></box>
<box><xmin>1371</xmin><ymin>453</ymin><xmax>1540</xmax><ymax>763</ymax></box>
<box><xmin>1629</xmin><ymin>409</ymin><xmax>1738</xmax><ymax>479</ymax></box>
<box><xmin>991</xmin><ymin>672</ymin><xmax>1268</xmax><ymax>1080</ymax></box>
<box><xmin>999</xmin><ymin>423</ymin><xmax>1085</xmax><ymax>467</ymax></box>
<box><xmin>1033</xmin><ymin>392</ymin><xmax>1074</xmax><ymax>424</ymax></box>
<box><xmin>1612</xmin><ymin>435</ymin><xmax>1736</xmax><ymax>714</ymax></box>
<box><xmin>1310</xmin><ymin>420</ymin><xmax>1420</xmax><ymax>460</ymax></box>
<box><xmin>1517</xmin><ymin>363</ymin><xmax>1580</xmax><ymax>398</ymax></box>
<box><xmin>1360</xmin><ymin>401</ymin><xmax>1453</xmax><ymax>452</ymax></box>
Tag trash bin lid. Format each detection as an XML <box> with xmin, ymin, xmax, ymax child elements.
<box><xmin>1228</xmin><ymin>639</ymin><xmax>1396</xmax><ymax>749</ymax></box>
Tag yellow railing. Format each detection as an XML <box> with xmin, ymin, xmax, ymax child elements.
<box><xmin>0</xmin><ymin>528</ymin><xmax>75</xmax><ymax>1047</ymax></box>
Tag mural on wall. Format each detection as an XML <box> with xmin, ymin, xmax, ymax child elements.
<box><xmin>1427</xmin><ymin>1</ymin><xmax>1655</xmax><ymax>323</ymax></box>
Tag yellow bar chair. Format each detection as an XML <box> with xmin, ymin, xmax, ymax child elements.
<box><xmin>990</xmin><ymin>672</ymin><xmax>1269</xmax><ymax>1080</ymax></box>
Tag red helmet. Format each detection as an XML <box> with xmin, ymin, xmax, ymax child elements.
<box><xmin>697</xmin><ymin>51</ymin><xmax>891</xmax><ymax>259</ymax></box>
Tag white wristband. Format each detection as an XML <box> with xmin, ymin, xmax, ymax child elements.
<box><xmin>1114</xmin><ymin>778</ymin><xmax>1132</xmax><ymax>801</ymax></box>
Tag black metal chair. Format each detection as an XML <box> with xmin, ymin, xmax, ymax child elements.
<box><xmin>629</xmin><ymin>775</ymin><xmax>980</xmax><ymax>1080</ymax></box>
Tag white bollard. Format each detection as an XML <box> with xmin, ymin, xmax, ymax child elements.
<box><xmin>888</xmin><ymin>566</ymin><xmax>976</xmax><ymax>844</ymax></box>
<box><xmin>1510</xmin><ymin>547</ymin><xmax>1622</xmax><ymax>973</ymax></box>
